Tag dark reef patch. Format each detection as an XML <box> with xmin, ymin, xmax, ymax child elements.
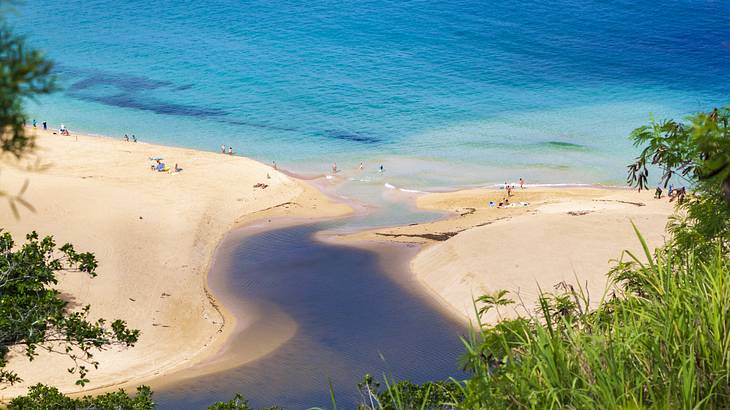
<box><xmin>75</xmin><ymin>93</ymin><xmax>228</xmax><ymax>118</ymax></box>
<box><xmin>225</xmin><ymin>119</ymin><xmax>300</xmax><ymax>133</ymax></box>
<box><xmin>541</xmin><ymin>141</ymin><xmax>589</xmax><ymax>151</ymax></box>
<box><xmin>321</xmin><ymin>129</ymin><xmax>382</xmax><ymax>144</ymax></box>
<box><xmin>58</xmin><ymin>65</ymin><xmax>224</xmax><ymax>119</ymax></box>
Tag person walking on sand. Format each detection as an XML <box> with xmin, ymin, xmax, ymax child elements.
<box><xmin>228</xmin><ymin>146</ymin><xmax>233</xmax><ymax>155</ymax></box>
<box><xmin>506</xmin><ymin>184</ymin><xmax>512</xmax><ymax>197</ymax></box>
<box><xmin>332</xmin><ymin>162</ymin><xmax>338</xmax><ymax>174</ymax></box>
<box><xmin>359</xmin><ymin>162</ymin><xmax>364</xmax><ymax>171</ymax></box>
<box><xmin>221</xmin><ymin>144</ymin><xmax>226</xmax><ymax>154</ymax></box>
<box><xmin>273</xmin><ymin>161</ymin><xmax>277</xmax><ymax>170</ymax></box>
<box><xmin>124</xmin><ymin>134</ymin><xmax>129</xmax><ymax>142</ymax></box>
<box><xmin>379</xmin><ymin>164</ymin><xmax>384</xmax><ymax>173</ymax></box>
<box><xmin>519</xmin><ymin>178</ymin><xmax>525</xmax><ymax>189</ymax></box>
<box><xmin>32</xmin><ymin>119</ymin><xmax>36</xmax><ymax>128</ymax></box>
<box><xmin>42</xmin><ymin>121</ymin><xmax>47</xmax><ymax>130</ymax></box>
<box><xmin>132</xmin><ymin>135</ymin><xmax>137</xmax><ymax>142</ymax></box>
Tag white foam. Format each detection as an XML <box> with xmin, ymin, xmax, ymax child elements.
<box><xmin>492</xmin><ymin>183</ymin><xmax>593</xmax><ymax>188</ymax></box>
<box><xmin>384</xmin><ymin>183</ymin><xmax>396</xmax><ymax>189</ymax></box>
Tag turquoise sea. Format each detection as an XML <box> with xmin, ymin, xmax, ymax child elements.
<box><xmin>9</xmin><ymin>1</ymin><xmax>730</xmax><ymax>189</ymax></box>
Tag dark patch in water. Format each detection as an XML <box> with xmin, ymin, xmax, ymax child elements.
<box><xmin>225</xmin><ymin>119</ymin><xmax>300</xmax><ymax>133</ymax></box>
<box><xmin>74</xmin><ymin>93</ymin><xmax>228</xmax><ymax>118</ymax></box>
<box><xmin>541</xmin><ymin>141</ymin><xmax>589</xmax><ymax>151</ymax></box>
<box><xmin>322</xmin><ymin>129</ymin><xmax>382</xmax><ymax>144</ymax></box>
<box><xmin>57</xmin><ymin>65</ymin><xmax>227</xmax><ymax>119</ymax></box>
<box><xmin>67</xmin><ymin>73</ymin><xmax>173</xmax><ymax>93</ymax></box>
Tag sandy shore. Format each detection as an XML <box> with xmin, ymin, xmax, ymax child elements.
<box><xmin>345</xmin><ymin>186</ymin><xmax>674</xmax><ymax>323</ymax></box>
<box><xmin>0</xmin><ymin>129</ymin><xmax>350</xmax><ymax>398</ymax></box>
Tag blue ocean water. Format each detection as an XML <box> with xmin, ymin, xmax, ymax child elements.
<box><xmin>9</xmin><ymin>0</ymin><xmax>730</xmax><ymax>188</ymax></box>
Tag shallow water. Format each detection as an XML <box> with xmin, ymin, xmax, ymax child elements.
<box><xmin>153</xmin><ymin>217</ymin><xmax>466</xmax><ymax>409</ymax></box>
<box><xmin>10</xmin><ymin>0</ymin><xmax>730</xmax><ymax>188</ymax></box>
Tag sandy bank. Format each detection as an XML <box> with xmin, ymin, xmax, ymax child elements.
<box><xmin>345</xmin><ymin>187</ymin><xmax>674</xmax><ymax>322</ymax></box>
<box><xmin>0</xmin><ymin>130</ymin><xmax>350</xmax><ymax>398</ymax></box>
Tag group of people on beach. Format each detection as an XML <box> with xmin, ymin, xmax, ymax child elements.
<box><xmin>31</xmin><ymin>119</ymin><xmax>70</xmax><ymax>136</ymax></box>
<box><xmin>31</xmin><ymin>119</ymin><xmax>47</xmax><ymax>130</ymax></box>
<box><xmin>123</xmin><ymin>134</ymin><xmax>138</xmax><ymax>143</ymax></box>
<box><xmin>654</xmin><ymin>184</ymin><xmax>687</xmax><ymax>203</ymax></box>
<box><xmin>488</xmin><ymin>178</ymin><xmax>528</xmax><ymax>209</ymax></box>
<box><xmin>149</xmin><ymin>158</ymin><xmax>182</xmax><ymax>174</ymax></box>
<box><xmin>220</xmin><ymin>144</ymin><xmax>234</xmax><ymax>155</ymax></box>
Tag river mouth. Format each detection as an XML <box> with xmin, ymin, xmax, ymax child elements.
<box><xmin>153</xmin><ymin>189</ymin><xmax>468</xmax><ymax>409</ymax></box>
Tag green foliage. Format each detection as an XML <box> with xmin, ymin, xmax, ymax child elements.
<box><xmin>627</xmin><ymin>107</ymin><xmax>730</xmax><ymax>192</ymax></box>
<box><xmin>206</xmin><ymin>393</ymin><xmax>284</xmax><ymax>410</ymax></box>
<box><xmin>8</xmin><ymin>383</ymin><xmax>154</xmax><ymax>409</ymax></box>
<box><xmin>0</xmin><ymin>231</ymin><xmax>139</xmax><ymax>386</ymax></box>
<box><xmin>627</xmin><ymin>108</ymin><xmax>730</xmax><ymax>256</ymax></box>
<box><xmin>0</xmin><ymin>18</ymin><xmax>56</xmax><ymax>158</ymax></box>
<box><xmin>207</xmin><ymin>393</ymin><xmax>283</xmax><ymax>410</ymax></box>
<box><xmin>355</xmin><ymin>374</ymin><xmax>461</xmax><ymax>409</ymax></box>
<box><xmin>9</xmin><ymin>387</ymin><xmax>295</xmax><ymax>410</ymax></box>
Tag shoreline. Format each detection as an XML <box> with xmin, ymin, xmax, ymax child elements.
<box><xmin>0</xmin><ymin>129</ymin><xmax>351</xmax><ymax>399</ymax></box>
<box><xmin>341</xmin><ymin>186</ymin><xmax>674</xmax><ymax>322</ymax></box>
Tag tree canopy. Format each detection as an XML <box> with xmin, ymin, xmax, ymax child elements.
<box><xmin>0</xmin><ymin>19</ymin><xmax>55</xmax><ymax>157</ymax></box>
<box><xmin>0</xmin><ymin>231</ymin><xmax>139</xmax><ymax>386</ymax></box>
<box><xmin>627</xmin><ymin>107</ymin><xmax>730</xmax><ymax>256</ymax></box>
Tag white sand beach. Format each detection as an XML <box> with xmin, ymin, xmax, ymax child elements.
<box><xmin>0</xmin><ymin>129</ymin><xmax>350</xmax><ymax>398</ymax></box>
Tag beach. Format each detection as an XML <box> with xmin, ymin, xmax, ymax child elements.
<box><xmin>0</xmin><ymin>129</ymin><xmax>350</xmax><ymax>398</ymax></box>
<box><xmin>345</xmin><ymin>187</ymin><xmax>674</xmax><ymax>322</ymax></box>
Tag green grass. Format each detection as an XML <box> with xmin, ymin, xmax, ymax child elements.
<box><xmin>456</xmin><ymin>229</ymin><xmax>730</xmax><ymax>409</ymax></box>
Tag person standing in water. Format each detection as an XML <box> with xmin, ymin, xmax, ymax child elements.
<box><xmin>32</xmin><ymin>119</ymin><xmax>36</xmax><ymax>128</ymax></box>
<box><xmin>132</xmin><ymin>135</ymin><xmax>137</xmax><ymax>142</ymax></box>
<box><xmin>332</xmin><ymin>162</ymin><xmax>337</xmax><ymax>174</ymax></box>
<box><xmin>42</xmin><ymin>121</ymin><xmax>47</xmax><ymax>130</ymax></box>
<box><xmin>221</xmin><ymin>144</ymin><xmax>226</xmax><ymax>154</ymax></box>
<box><xmin>359</xmin><ymin>162</ymin><xmax>364</xmax><ymax>171</ymax></box>
<box><xmin>124</xmin><ymin>134</ymin><xmax>129</xmax><ymax>142</ymax></box>
<box><xmin>379</xmin><ymin>164</ymin><xmax>384</xmax><ymax>173</ymax></box>
<box><xmin>228</xmin><ymin>146</ymin><xmax>233</xmax><ymax>155</ymax></box>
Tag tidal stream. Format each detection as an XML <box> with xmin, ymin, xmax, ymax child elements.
<box><xmin>156</xmin><ymin>199</ymin><xmax>468</xmax><ymax>409</ymax></box>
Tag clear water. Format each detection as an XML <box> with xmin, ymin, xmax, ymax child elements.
<box><xmin>9</xmin><ymin>0</ymin><xmax>730</xmax><ymax>188</ymax></box>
